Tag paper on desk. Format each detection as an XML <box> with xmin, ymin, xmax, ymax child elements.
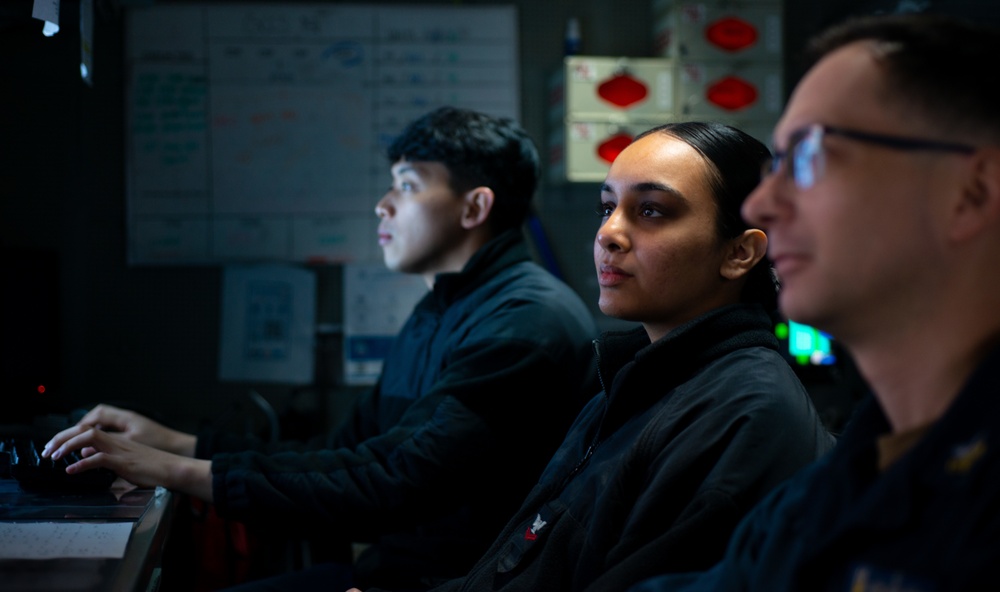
<box><xmin>0</xmin><ymin>522</ymin><xmax>132</xmax><ymax>559</ymax></box>
<box><xmin>32</xmin><ymin>0</ymin><xmax>60</xmax><ymax>36</ymax></box>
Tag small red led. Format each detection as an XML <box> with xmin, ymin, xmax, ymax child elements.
<box><xmin>37</xmin><ymin>384</ymin><xmax>46</xmax><ymax>394</ymax></box>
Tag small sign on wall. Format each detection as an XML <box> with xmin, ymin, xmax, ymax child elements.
<box><xmin>218</xmin><ymin>265</ymin><xmax>316</xmax><ymax>384</ymax></box>
<box><xmin>342</xmin><ymin>263</ymin><xmax>428</xmax><ymax>385</ymax></box>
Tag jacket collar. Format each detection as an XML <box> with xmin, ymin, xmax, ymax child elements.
<box><xmin>595</xmin><ymin>304</ymin><xmax>778</xmax><ymax>412</ymax></box>
<box><xmin>833</xmin><ymin>340</ymin><xmax>1000</xmax><ymax>486</ymax></box>
<box><xmin>428</xmin><ymin>228</ymin><xmax>531</xmax><ymax>309</ymax></box>
<box><xmin>793</xmin><ymin>341</ymin><xmax>1000</xmax><ymax>562</ymax></box>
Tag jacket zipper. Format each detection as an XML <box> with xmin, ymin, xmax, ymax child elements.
<box><xmin>565</xmin><ymin>340</ymin><xmax>610</xmax><ymax>482</ymax></box>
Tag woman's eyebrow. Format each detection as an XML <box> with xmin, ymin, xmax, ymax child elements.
<box><xmin>601</xmin><ymin>180</ymin><xmax>691</xmax><ymax>213</ymax></box>
<box><xmin>609</xmin><ymin>181</ymin><xmax>686</xmax><ymax>203</ymax></box>
<box><xmin>601</xmin><ymin>181</ymin><xmax>680</xmax><ymax>193</ymax></box>
<box><xmin>633</xmin><ymin>181</ymin><xmax>681</xmax><ymax>196</ymax></box>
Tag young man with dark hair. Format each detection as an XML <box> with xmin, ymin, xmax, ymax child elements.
<box><xmin>44</xmin><ymin>106</ymin><xmax>599</xmax><ymax>591</ymax></box>
<box><xmin>632</xmin><ymin>12</ymin><xmax>1000</xmax><ymax>591</ymax></box>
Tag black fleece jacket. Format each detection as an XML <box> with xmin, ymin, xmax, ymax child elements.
<box><xmin>418</xmin><ymin>304</ymin><xmax>835</xmax><ymax>592</ymax></box>
<box><xmin>198</xmin><ymin>230</ymin><xmax>598</xmax><ymax>589</ymax></box>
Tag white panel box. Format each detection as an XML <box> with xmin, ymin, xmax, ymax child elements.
<box><xmin>653</xmin><ymin>1</ymin><xmax>783</xmax><ymax>61</ymax></box>
<box><xmin>549</xmin><ymin>119</ymin><xmax>671</xmax><ymax>184</ymax></box>
<box><xmin>676</xmin><ymin>61</ymin><xmax>783</xmax><ymax>120</ymax></box>
<box><xmin>548</xmin><ymin>116</ymin><xmax>776</xmax><ymax>184</ymax></box>
<box><xmin>554</xmin><ymin>56</ymin><xmax>677</xmax><ymax>122</ymax></box>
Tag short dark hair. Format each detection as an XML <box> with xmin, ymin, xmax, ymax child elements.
<box><xmin>387</xmin><ymin>106</ymin><xmax>540</xmax><ymax>234</ymax></box>
<box><xmin>804</xmin><ymin>13</ymin><xmax>1000</xmax><ymax>144</ymax></box>
<box><xmin>635</xmin><ymin>121</ymin><xmax>777</xmax><ymax>311</ymax></box>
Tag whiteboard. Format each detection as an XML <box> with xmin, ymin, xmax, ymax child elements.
<box><xmin>125</xmin><ymin>3</ymin><xmax>519</xmax><ymax>265</ymax></box>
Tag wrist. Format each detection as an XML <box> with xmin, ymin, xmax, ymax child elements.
<box><xmin>172</xmin><ymin>457</ymin><xmax>214</xmax><ymax>503</ymax></box>
<box><xmin>172</xmin><ymin>432</ymin><xmax>198</xmax><ymax>457</ymax></box>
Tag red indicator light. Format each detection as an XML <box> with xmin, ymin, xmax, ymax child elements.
<box><xmin>596</xmin><ymin>133</ymin><xmax>634</xmax><ymax>164</ymax></box>
<box><xmin>37</xmin><ymin>384</ymin><xmax>46</xmax><ymax>394</ymax></box>
<box><xmin>705</xmin><ymin>17</ymin><xmax>759</xmax><ymax>53</ymax></box>
<box><xmin>597</xmin><ymin>73</ymin><xmax>649</xmax><ymax>109</ymax></box>
<box><xmin>706</xmin><ymin>76</ymin><xmax>758</xmax><ymax>111</ymax></box>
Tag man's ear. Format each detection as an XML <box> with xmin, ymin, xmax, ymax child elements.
<box><xmin>461</xmin><ymin>186</ymin><xmax>495</xmax><ymax>230</ymax></box>
<box><xmin>720</xmin><ymin>228</ymin><xmax>768</xmax><ymax>280</ymax></box>
<box><xmin>949</xmin><ymin>148</ymin><xmax>1000</xmax><ymax>243</ymax></box>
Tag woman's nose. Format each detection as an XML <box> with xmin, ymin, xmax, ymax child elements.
<box><xmin>595</xmin><ymin>211</ymin><xmax>628</xmax><ymax>252</ymax></box>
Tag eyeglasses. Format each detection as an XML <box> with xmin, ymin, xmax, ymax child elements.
<box><xmin>761</xmin><ymin>124</ymin><xmax>977</xmax><ymax>189</ymax></box>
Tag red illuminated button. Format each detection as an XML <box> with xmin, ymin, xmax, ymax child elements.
<box><xmin>597</xmin><ymin>73</ymin><xmax>648</xmax><ymax>109</ymax></box>
<box><xmin>597</xmin><ymin>133</ymin><xmax>633</xmax><ymax>164</ymax></box>
<box><xmin>705</xmin><ymin>17</ymin><xmax>759</xmax><ymax>53</ymax></box>
<box><xmin>706</xmin><ymin>76</ymin><xmax>758</xmax><ymax>111</ymax></box>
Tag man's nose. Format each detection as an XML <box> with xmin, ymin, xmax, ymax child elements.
<box><xmin>742</xmin><ymin>175</ymin><xmax>783</xmax><ymax>230</ymax></box>
<box><xmin>375</xmin><ymin>193</ymin><xmax>392</xmax><ymax>218</ymax></box>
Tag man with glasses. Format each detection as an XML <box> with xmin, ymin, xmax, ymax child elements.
<box><xmin>631</xmin><ymin>12</ymin><xmax>1000</xmax><ymax>592</ymax></box>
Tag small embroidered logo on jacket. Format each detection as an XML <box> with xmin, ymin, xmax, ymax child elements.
<box><xmin>946</xmin><ymin>435</ymin><xmax>987</xmax><ymax>474</ymax></box>
<box><xmin>848</xmin><ymin>564</ymin><xmax>932</xmax><ymax>592</ymax></box>
<box><xmin>523</xmin><ymin>514</ymin><xmax>547</xmax><ymax>541</ymax></box>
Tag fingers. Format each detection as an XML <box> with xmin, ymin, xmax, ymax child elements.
<box><xmin>41</xmin><ymin>424</ymin><xmax>92</xmax><ymax>458</ymax></box>
<box><xmin>42</xmin><ymin>430</ymin><xmax>207</xmax><ymax>497</ymax></box>
<box><xmin>75</xmin><ymin>404</ymin><xmax>185</xmax><ymax>453</ymax></box>
<box><xmin>43</xmin><ymin>404</ymin><xmax>133</xmax><ymax>457</ymax></box>
<box><xmin>45</xmin><ymin>427</ymin><xmax>97</xmax><ymax>461</ymax></box>
<box><xmin>78</xmin><ymin>404</ymin><xmax>129</xmax><ymax>430</ymax></box>
<box><xmin>50</xmin><ymin>429</ymin><xmax>120</xmax><ymax>476</ymax></box>
<box><xmin>64</xmin><ymin>450</ymin><xmax>110</xmax><ymax>475</ymax></box>
<box><xmin>75</xmin><ymin>404</ymin><xmax>108</xmax><ymax>428</ymax></box>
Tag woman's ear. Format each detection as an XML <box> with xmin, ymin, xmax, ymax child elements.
<box><xmin>720</xmin><ymin>229</ymin><xmax>767</xmax><ymax>280</ymax></box>
<box><xmin>461</xmin><ymin>186</ymin><xmax>495</xmax><ymax>230</ymax></box>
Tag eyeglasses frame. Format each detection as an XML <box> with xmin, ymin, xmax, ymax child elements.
<box><xmin>763</xmin><ymin>124</ymin><xmax>977</xmax><ymax>189</ymax></box>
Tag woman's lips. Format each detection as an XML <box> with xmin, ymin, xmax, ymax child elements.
<box><xmin>598</xmin><ymin>264</ymin><xmax>632</xmax><ymax>286</ymax></box>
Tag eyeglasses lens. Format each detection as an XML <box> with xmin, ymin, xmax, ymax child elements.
<box><xmin>791</xmin><ymin>125</ymin><xmax>824</xmax><ymax>190</ymax></box>
<box><xmin>761</xmin><ymin>125</ymin><xmax>825</xmax><ymax>189</ymax></box>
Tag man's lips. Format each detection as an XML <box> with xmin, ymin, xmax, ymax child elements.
<box><xmin>378</xmin><ymin>231</ymin><xmax>392</xmax><ymax>246</ymax></box>
<box><xmin>769</xmin><ymin>252</ymin><xmax>808</xmax><ymax>278</ymax></box>
<box><xmin>597</xmin><ymin>264</ymin><xmax>632</xmax><ymax>286</ymax></box>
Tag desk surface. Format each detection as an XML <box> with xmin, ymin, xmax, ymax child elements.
<box><xmin>0</xmin><ymin>479</ymin><xmax>175</xmax><ymax>592</ymax></box>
